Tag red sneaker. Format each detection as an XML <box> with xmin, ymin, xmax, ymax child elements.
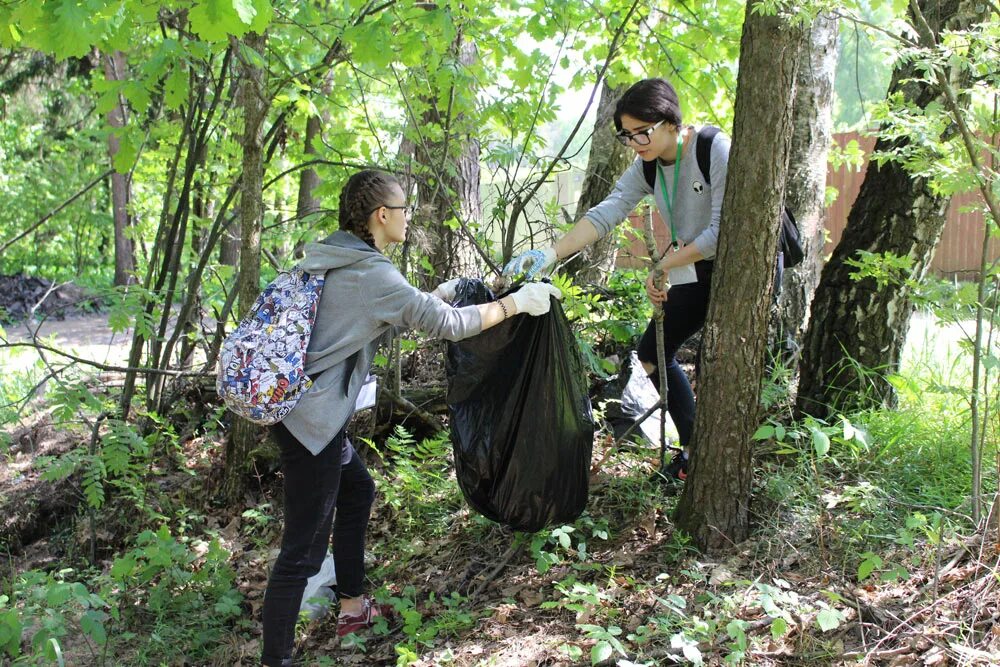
<box><xmin>664</xmin><ymin>451</ymin><xmax>688</xmax><ymax>481</ymax></box>
<box><xmin>336</xmin><ymin>597</ymin><xmax>390</xmax><ymax>637</ymax></box>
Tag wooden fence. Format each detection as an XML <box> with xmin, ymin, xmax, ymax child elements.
<box><xmin>617</xmin><ymin>131</ymin><xmax>998</xmax><ymax>279</ymax></box>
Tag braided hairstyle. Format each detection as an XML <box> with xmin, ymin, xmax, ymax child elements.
<box><xmin>338</xmin><ymin>170</ymin><xmax>401</xmax><ymax>250</ymax></box>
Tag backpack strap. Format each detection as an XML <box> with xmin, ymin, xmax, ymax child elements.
<box><xmin>695</xmin><ymin>126</ymin><xmax>720</xmax><ymax>186</ymax></box>
<box><xmin>641</xmin><ymin>125</ymin><xmax>721</xmax><ymax>189</ymax></box>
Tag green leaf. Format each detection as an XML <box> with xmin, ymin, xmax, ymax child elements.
<box><xmin>51</xmin><ymin>0</ymin><xmax>100</xmax><ymax>59</ymax></box>
<box><xmin>810</xmin><ymin>427</ymin><xmax>830</xmax><ymax>457</ymax></box>
<box><xmin>591</xmin><ymin>640</ymin><xmax>613</xmax><ymax>664</ymax></box>
<box><xmin>752</xmin><ymin>423</ymin><xmax>774</xmax><ymax>440</ymax></box>
<box><xmin>107</xmin><ymin>306</ymin><xmax>132</xmax><ymax>333</ymax></box>
<box><xmin>816</xmin><ymin>609</ymin><xmax>842</xmax><ymax>632</ymax></box>
<box><xmin>770</xmin><ymin>617</ymin><xmax>788</xmax><ymax>639</ymax></box>
<box><xmin>1</xmin><ymin>15</ymin><xmax>22</xmax><ymax>48</ymax></box>
<box><xmin>163</xmin><ymin>66</ymin><xmax>188</xmax><ymax>110</ymax></box>
<box><xmin>46</xmin><ymin>583</ymin><xmax>72</xmax><ymax>608</ymax></box>
<box><xmin>248</xmin><ymin>0</ymin><xmax>273</xmax><ymax>33</ymax></box>
<box><xmin>122</xmin><ymin>81</ymin><xmax>152</xmax><ymax>115</ymax></box>
<box><xmin>232</xmin><ymin>0</ymin><xmax>257</xmax><ymax>24</ymax></box>
<box><xmin>238</xmin><ymin>43</ymin><xmax>267</xmax><ymax>69</ymax></box>
<box><xmin>858</xmin><ymin>552</ymin><xmax>882</xmax><ymax>581</ymax></box>
<box><xmin>111</xmin><ymin>129</ymin><xmax>139</xmax><ymax>174</ymax></box>
<box><xmin>43</xmin><ymin>637</ymin><xmax>63</xmax><ymax>662</ymax></box>
<box><xmin>80</xmin><ymin>611</ymin><xmax>107</xmax><ymax>646</ymax></box>
<box><xmin>110</xmin><ymin>553</ymin><xmax>137</xmax><ymax>581</ymax></box>
<box><xmin>190</xmin><ymin>0</ymin><xmax>249</xmax><ymax>42</ymax></box>
<box><xmin>0</xmin><ymin>610</ymin><xmax>23</xmax><ymax>657</ymax></box>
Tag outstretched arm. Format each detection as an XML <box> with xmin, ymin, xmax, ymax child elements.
<box><xmin>553</xmin><ymin>217</ymin><xmax>601</xmax><ymax>261</ymax></box>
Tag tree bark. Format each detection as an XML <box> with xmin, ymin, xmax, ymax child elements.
<box><xmin>564</xmin><ymin>80</ymin><xmax>631</xmax><ymax>285</ymax></box>
<box><xmin>774</xmin><ymin>13</ymin><xmax>838</xmax><ymax>358</ymax></box>
<box><xmin>796</xmin><ymin>0</ymin><xmax>985</xmax><ymax>419</ymax></box>
<box><xmin>674</xmin><ymin>3</ymin><xmax>805</xmax><ymax>551</ymax></box>
<box><xmin>414</xmin><ymin>38</ymin><xmax>482</xmax><ymax>285</ymax></box>
<box><xmin>102</xmin><ymin>50</ymin><xmax>136</xmax><ymax>287</ymax></box>
<box><xmin>295</xmin><ymin>74</ymin><xmax>333</xmax><ymax>225</ymax></box>
<box><xmin>223</xmin><ymin>31</ymin><xmax>269</xmax><ymax>505</ymax></box>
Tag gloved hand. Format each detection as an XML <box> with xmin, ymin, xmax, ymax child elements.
<box><xmin>432</xmin><ymin>278</ymin><xmax>461</xmax><ymax>302</ymax></box>
<box><xmin>509</xmin><ymin>282</ymin><xmax>563</xmax><ymax>316</ymax></box>
<box><xmin>502</xmin><ymin>247</ymin><xmax>557</xmax><ymax>278</ymax></box>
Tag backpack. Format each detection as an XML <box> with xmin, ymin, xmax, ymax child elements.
<box><xmin>642</xmin><ymin>125</ymin><xmax>804</xmax><ymax>268</ymax></box>
<box><xmin>217</xmin><ymin>267</ymin><xmax>325</xmax><ymax>425</ymax></box>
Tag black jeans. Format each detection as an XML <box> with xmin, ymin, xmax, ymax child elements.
<box><xmin>261</xmin><ymin>423</ymin><xmax>376</xmax><ymax>666</ymax></box>
<box><xmin>636</xmin><ymin>260</ymin><xmax>713</xmax><ymax>450</ymax></box>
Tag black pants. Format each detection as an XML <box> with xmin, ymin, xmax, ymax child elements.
<box><xmin>261</xmin><ymin>423</ymin><xmax>376</xmax><ymax>666</ymax></box>
<box><xmin>636</xmin><ymin>260</ymin><xmax>713</xmax><ymax>450</ymax></box>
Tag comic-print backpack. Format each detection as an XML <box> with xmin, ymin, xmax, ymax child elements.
<box><xmin>217</xmin><ymin>267</ymin><xmax>325</xmax><ymax>424</ymax></box>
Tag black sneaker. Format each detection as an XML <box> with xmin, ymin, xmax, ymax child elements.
<box><xmin>663</xmin><ymin>452</ymin><xmax>688</xmax><ymax>482</ymax></box>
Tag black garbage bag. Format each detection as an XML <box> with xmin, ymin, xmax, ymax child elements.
<box><xmin>445</xmin><ymin>279</ymin><xmax>594</xmax><ymax>532</ymax></box>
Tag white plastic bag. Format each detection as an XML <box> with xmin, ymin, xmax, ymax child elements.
<box><xmin>621</xmin><ymin>351</ymin><xmax>678</xmax><ymax>445</ymax></box>
<box><xmin>300</xmin><ymin>553</ymin><xmax>337</xmax><ymax>620</ymax></box>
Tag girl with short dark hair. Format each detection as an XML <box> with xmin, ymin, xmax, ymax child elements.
<box><xmin>504</xmin><ymin>78</ymin><xmax>732</xmax><ymax>482</ymax></box>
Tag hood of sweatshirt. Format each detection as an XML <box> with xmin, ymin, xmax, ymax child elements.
<box><xmin>298</xmin><ymin>230</ymin><xmax>381</xmax><ymax>273</ymax></box>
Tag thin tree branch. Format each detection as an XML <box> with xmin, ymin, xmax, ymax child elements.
<box><xmin>505</xmin><ymin>0</ymin><xmax>643</xmax><ymax>257</ymax></box>
<box><xmin>0</xmin><ymin>341</ymin><xmax>211</xmax><ymax>377</ymax></box>
<box><xmin>0</xmin><ymin>169</ymin><xmax>113</xmax><ymax>255</ymax></box>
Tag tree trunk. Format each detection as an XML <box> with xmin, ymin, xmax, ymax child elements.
<box><xmin>223</xmin><ymin>31</ymin><xmax>269</xmax><ymax>505</ymax></box>
<box><xmin>564</xmin><ymin>81</ymin><xmax>630</xmax><ymax>285</ymax></box>
<box><xmin>414</xmin><ymin>38</ymin><xmax>481</xmax><ymax>286</ymax></box>
<box><xmin>674</xmin><ymin>3</ymin><xmax>805</xmax><ymax>551</ymax></box>
<box><xmin>296</xmin><ymin>74</ymin><xmax>333</xmax><ymax>225</ymax></box>
<box><xmin>103</xmin><ymin>50</ymin><xmax>136</xmax><ymax>287</ymax></box>
<box><xmin>796</xmin><ymin>0</ymin><xmax>984</xmax><ymax>419</ymax></box>
<box><xmin>774</xmin><ymin>13</ymin><xmax>838</xmax><ymax>359</ymax></box>
<box><xmin>219</xmin><ymin>216</ymin><xmax>241</xmax><ymax>267</ymax></box>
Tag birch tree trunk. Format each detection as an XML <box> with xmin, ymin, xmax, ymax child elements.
<box><xmin>775</xmin><ymin>13</ymin><xmax>838</xmax><ymax>359</ymax></box>
<box><xmin>796</xmin><ymin>0</ymin><xmax>986</xmax><ymax>419</ymax></box>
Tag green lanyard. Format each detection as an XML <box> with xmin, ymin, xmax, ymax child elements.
<box><xmin>654</xmin><ymin>133</ymin><xmax>683</xmax><ymax>250</ymax></box>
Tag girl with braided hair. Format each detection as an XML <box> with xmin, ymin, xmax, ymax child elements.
<box><xmin>261</xmin><ymin>170</ymin><xmax>562</xmax><ymax>666</ymax></box>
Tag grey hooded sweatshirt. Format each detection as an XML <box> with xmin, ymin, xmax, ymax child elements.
<box><xmin>281</xmin><ymin>231</ymin><xmax>483</xmax><ymax>455</ymax></box>
<box><xmin>585</xmin><ymin>127</ymin><xmax>730</xmax><ymax>259</ymax></box>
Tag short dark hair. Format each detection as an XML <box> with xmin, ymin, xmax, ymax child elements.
<box><xmin>338</xmin><ymin>170</ymin><xmax>400</xmax><ymax>250</ymax></box>
<box><xmin>613</xmin><ymin>78</ymin><xmax>682</xmax><ymax>131</ymax></box>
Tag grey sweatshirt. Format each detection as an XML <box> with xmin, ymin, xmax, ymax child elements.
<box><xmin>281</xmin><ymin>231</ymin><xmax>483</xmax><ymax>454</ymax></box>
<box><xmin>585</xmin><ymin>127</ymin><xmax>731</xmax><ymax>259</ymax></box>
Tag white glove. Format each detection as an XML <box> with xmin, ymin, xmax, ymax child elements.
<box><xmin>509</xmin><ymin>282</ymin><xmax>563</xmax><ymax>316</ymax></box>
<box><xmin>503</xmin><ymin>247</ymin><xmax>557</xmax><ymax>278</ymax></box>
<box><xmin>432</xmin><ymin>278</ymin><xmax>461</xmax><ymax>302</ymax></box>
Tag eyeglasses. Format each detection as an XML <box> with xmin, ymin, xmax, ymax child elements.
<box><xmin>615</xmin><ymin>120</ymin><xmax>665</xmax><ymax>147</ymax></box>
<box><xmin>367</xmin><ymin>204</ymin><xmax>413</xmax><ymax>218</ymax></box>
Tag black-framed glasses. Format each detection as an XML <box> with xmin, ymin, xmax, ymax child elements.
<box><xmin>367</xmin><ymin>204</ymin><xmax>413</xmax><ymax>218</ymax></box>
<box><xmin>615</xmin><ymin>119</ymin><xmax>665</xmax><ymax>147</ymax></box>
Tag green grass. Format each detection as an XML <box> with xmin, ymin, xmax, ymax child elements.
<box><xmin>757</xmin><ymin>310</ymin><xmax>997</xmax><ymax>585</ymax></box>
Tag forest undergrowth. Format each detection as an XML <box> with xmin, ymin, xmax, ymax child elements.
<box><xmin>0</xmin><ymin>310</ymin><xmax>998</xmax><ymax>666</ymax></box>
